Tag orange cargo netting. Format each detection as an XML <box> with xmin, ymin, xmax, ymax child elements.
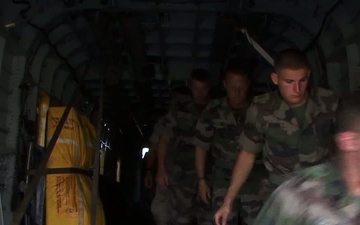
<box><xmin>46</xmin><ymin>107</ymin><xmax>105</xmax><ymax>225</ymax></box>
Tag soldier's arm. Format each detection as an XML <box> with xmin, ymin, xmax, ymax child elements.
<box><xmin>146</xmin><ymin>119</ymin><xmax>163</xmax><ymax>170</ymax></box>
<box><xmin>193</xmin><ymin>109</ymin><xmax>215</xmax><ymax>180</ymax></box>
<box><xmin>223</xmin><ymin>103</ymin><xmax>264</xmax><ymax>207</ymax></box>
<box><xmin>157</xmin><ymin>135</ymin><xmax>170</xmax><ymax>172</ymax></box>
<box><xmin>195</xmin><ymin>146</ymin><xmax>207</xmax><ymax>180</ymax></box>
<box><xmin>145</xmin><ymin>141</ymin><xmax>157</xmax><ymax>170</ymax></box>
<box><xmin>157</xmin><ymin>110</ymin><xmax>177</xmax><ymax>172</ymax></box>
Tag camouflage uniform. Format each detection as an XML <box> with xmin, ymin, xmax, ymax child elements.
<box><xmin>240</xmin><ymin>87</ymin><xmax>339</xmax><ymax>200</ymax></box>
<box><xmin>193</xmin><ymin>97</ymin><xmax>266</xmax><ymax>225</ymax></box>
<box><xmin>254</xmin><ymin>160</ymin><xmax>360</xmax><ymax>225</ymax></box>
<box><xmin>150</xmin><ymin>117</ymin><xmax>173</xmax><ymax>225</ymax></box>
<box><xmin>161</xmin><ymin>96</ymin><xmax>210</xmax><ymax>225</ymax></box>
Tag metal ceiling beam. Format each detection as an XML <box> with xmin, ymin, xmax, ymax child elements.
<box><xmin>225</xmin><ymin>0</ymin><xmax>243</xmax><ymax>14</ymax></box>
<box><xmin>210</xmin><ymin>15</ymin><xmax>237</xmax><ymax>62</ymax></box>
<box><xmin>114</xmin><ymin>1</ymin><xmax>227</xmax><ymax>12</ymax></box>
<box><xmin>192</xmin><ymin>8</ymin><xmax>201</xmax><ymax>62</ymax></box>
<box><xmin>156</xmin><ymin>11</ymin><xmax>167</xmax><ymax>80</ymax></box>
<box><xmin>121</xmin><ymin>13</ymin><xmax>147</xmax><ymax>81</ymax></box>
<box><xmin>265</xmin><ymin>21</ymin><xmax>290</xmax><ymax>48</ymax></box>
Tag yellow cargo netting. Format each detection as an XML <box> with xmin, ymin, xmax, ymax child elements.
<box><xmin>46</xmin><ymin>107</ymin><xmax>106</xmax><ymax>225</ymax></box>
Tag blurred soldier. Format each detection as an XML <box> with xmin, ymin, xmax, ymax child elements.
<box><xmin>254</xmin><ymin>92</ymin><xmax>360</xmax><ymax>225</ymax></box>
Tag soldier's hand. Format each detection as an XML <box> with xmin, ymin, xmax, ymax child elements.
<box><xmin>144</xmin><ymin>171</ymin><xmax>153</xmax><ymax>188</ymax></box>
<box><xmin>214</xmin><ymin>203</ymin><xmax>231</xmax><ymax>225</ymax></box>
<box><xmin>156</xmin><ymin>168</ymin><xmax>169</xmax><ymax>187</ymax></box>
<box><xmin>198</xmin><ymin>179</ymin><xmax>211</xmax><ymax>205</ymax></box>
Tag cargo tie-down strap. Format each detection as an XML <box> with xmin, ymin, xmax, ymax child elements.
<box><xmin>11</xmin><ymin>60</ymin><xmax>97</xmax><ymax>225</ymax></box>
<box><xmin>26</xmin><ymin>167</ymin><xmax>93</xmax><ymax>177</ymax></box>
<box><xmin>236</xmin><ymin>27</ymin><xmax>274</xmax><ymax>67</ymax></box>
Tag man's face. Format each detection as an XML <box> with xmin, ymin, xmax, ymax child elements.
<box><xmin>271</xmin><ymin>68</ymin><xmax>310</xmax><ymax>107</ymax></box>
<box><xmin>188</xmin><ymin>79</ymin><xmax>211</xmax><ymax>103</ymax></box>
<box><xmin>223</xmin><ymin>72</ymin><xmax>249</xmax><ymax>106</ymax></box>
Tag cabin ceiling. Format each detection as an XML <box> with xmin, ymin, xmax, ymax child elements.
<box><xmin>1</xmin><ymin>0</ymin><xmax>360</xmax><ymax>133</ymax></box>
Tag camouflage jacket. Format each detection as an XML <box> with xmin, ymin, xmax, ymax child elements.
<box><xmin>193</xmin><ymin>97</ymin><xmax>246</xmax><ymax>166</ymax></box>
<box><xmin>161</xmin><ymin>96</ymin><xmax>208</xmax><ymax>168</ymax></box>
<box><xmin>149</xmin><ymin>116</ymin><xmax>175</xmax><ymax>167</ymax></box>
<box><xmin>254</xmin><ymin>161</ymin><xmax>360</xmax><ymax>225</ymax></box>
<box><xmin>239</xmin><ymin>87</ymin><xmax>339</xmax><ymax>183</ymax></box>
<box><xmin>193</xmin><ymin>97</ymin><xmax>266</xmax><ymax>188</ymax></box>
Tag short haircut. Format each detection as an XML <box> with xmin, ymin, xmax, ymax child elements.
<box><xmin>223</xmin><ymin>63</ymin><xmax>249</xmax><ymax>80</ymax></box>
<box><xmin>190</xmin><ymin>68</ymin><xmax>211</xmax><ymax>83</ymax></box>
<box><xmin>335</xmin><ymin>91</ymin><xmax>360</xmax><ymax>134</ymax></box>
<box><xmin>274</xmin><ymin>48</ymin><xmax>310</xmax><ymax>73</ymax></box>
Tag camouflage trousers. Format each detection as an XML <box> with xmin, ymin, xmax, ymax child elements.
<box><xmin>210</xmin><ymin>162</ymin><xmax>265</xmax><ymax>225</ymax></box>
<box><xmin>239</xmin><ymin>191</ymin><xmax>263</xmax><ymax>225</ymax></box>
<box><xmin>168</xmin><ymin>183</ymin><xmax>197</xmax><ymax>225</ymax></box>
<box><xmin>239</xmin><ymin>164</ymin><xmax>267</xmax><ymax>225</ymax></box>
<box><xmin>194</xmin><ymin>186</ymin><xmax>213</xmax><ymax>225</ymax></box>
<box><xmin>168</xmin><ymin>162</ymin><xmax>197</xmax><ymax>225</ymax></box>
<box><xmin>212</xmin><ymin>186</ymin><xmax>241</xmax><ymax>225</ymax></box>
<box><xmin>151</xmin><ymin>185</ymin><xmax>172</xmax><ymax>225</ymax></box>
<box><xmin>168</xmin><ymin>165</ymin><xmax>213</xmax><ymax>225</ymax></box>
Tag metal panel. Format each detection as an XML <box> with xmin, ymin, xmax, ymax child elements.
<box><xmin>51</xmin><ymin>69</ymin><xmax>70</xmax><ymax>99</ymax></box>
<box><xmin>326</xmin><ymin>62</ymin><xmax>348</xmax><ymax>96</ymax></box>
<box><xmin>0</xmin><ymin>37</ymin><xmax>5</xmax><ymax>79</ymax></box>
<box><xmin>28</xmin><ymin>44</ymin><xmax>50</xmax><ymax>121</ymax></box>
<box><xmin>40</xmin><ymin>58</ymin><xmax>62</xmax><ymax>93</ymax></box>
<box><xmin>57</xmin><ymin>38</ymin><xmax>83</xmax><ymax>57</ymax></box>
<box><xmin>7</xmin><ymin>55</ymin><xmax>26</xmax><ymax>150</ymax></box>
<box><xmin>61</xmin><ymin>80</ymin><xmax>77</xmax><ymax>104</ymax></box>
<box><xmin>48</xmin><ymin>24</ymin><xmax>73</xmax><ymax>44</ymax></box>
<box><xmin>346</xmin><ymin>44</ymin><xmax>360</xmax><ymax>92</ymax></box>
<box><xmin>68</xmin><ymin>52</ymin><xmax>89</xmax><ymax>68</ymax></box>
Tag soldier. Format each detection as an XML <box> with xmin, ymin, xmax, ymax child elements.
<box><xmin>144</xmin><ymin>87</ymin><xmax>191</xmax><ymax>225</ymax></box>
<box><xmin>254</xmin><ymin>92</ymin><xmax>360</xmax><ymax>225</ymax></box>
<box><xmin>193</xmin><ymin>66</ymin><xmax>265</xmax><ymax>225</ymax></box>
<box><xmin>144</xmin><ymin>116</ymin><xmax>172</xmax><ymax>225</ymax></box>
<box><xmin>215</xmin><ymin>48</ymin><xmax>339</xmax><ymax>225</ymax></box>
<box><xmin>156</xmin><ymin>69</ymin><xmax>212</xmax><ymax>225</ymax></box>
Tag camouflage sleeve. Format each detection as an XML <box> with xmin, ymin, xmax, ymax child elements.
<box><xmin>148</xmin><ymin>118</ymin><xmax>163</xmax><ymax>145</ymax></box>
<box><xmin>238</xmin><ymin>102</ymin><xmax>264</xmax><ymax>154</ymax></box>
<box><xmin>193</xmin><ymin>108</ymin><xmax>215</xmax><ymax>151</ymax></box>
<box><xmin>160</xmin><ymin>108</ymin><xmax>178</xmax><ymax>138</ymax></box>
<box><xmin>254</xmin><ymin>182</ymin><xmax>307</xmax><ymax>225</ymax></box>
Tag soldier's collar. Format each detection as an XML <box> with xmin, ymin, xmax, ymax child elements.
<box><xmin>224</xmin><ymin>97</ymin><xmax>249</xmax><ymax>110</ymax></box>
<box><xmin>273</xmin><ymin>87</ymin><xmax>322</xmax><ymax>122</ymax></box>
<box><xmin>273</xmin><ymin>86</ymin><xmax>319</xmax><ymax>106</ymax></box>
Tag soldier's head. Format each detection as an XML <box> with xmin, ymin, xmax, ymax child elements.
<box><xmin>271</xmin><ymin>48</ymin><xmax>311</xmax><ymax>107</ymax></box>
<box><xmin>188</xmin><ymin>68</ymin><xmax>211</xmax><ymax>104</ymax></box>
<box><xmin>335</xmin><ymin>92</ymin><xmax>360</xmax><ymax>193</ymax></box>
<box><xmin>223</xmin><ymin>65</ymin><xmax>250</xmax><ymax>108</ymax></box>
